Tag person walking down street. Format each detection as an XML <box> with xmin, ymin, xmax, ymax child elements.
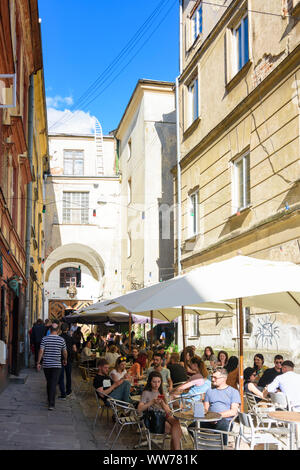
<box><xmin>30</xmin><ymin>319</ymin><xmax>46</xmax><ymax>367</ymax></box>
<box><xmin>58</xmin><ymin>323</ymin><xmax>77</xmax><ymax>399</ymax></box>
<box><xmin>37</xmin><ymin>324</ymin><xmax>67</xmax><ymax>410</ymax></box>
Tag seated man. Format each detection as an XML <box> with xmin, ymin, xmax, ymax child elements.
<box><xmin>264</xmin><ymin>360</ymin><xmax>300</xmax><ymax>410</ymax></box>
<box><xmin>167</xmin><ymin>352</ymin><xmax>188</xmax><ymax>386</ymax></box>
<box><xmin>93</xmin><ymin>358</ymin><xmax>131</xmax><ymax>404</ymax></box>
<box><xmin>257</xmin><ymin>354</ymin><xmax>283</xmax><ymax>388</ymax></box>
<box><xmin>146</xmin><ymin>353</ymin><xmax>173</xmax><ymax>394</ymax></box>
<box><xmin>202</xmin><ymin>368</ymin><xmax>240</xmax><ymax>444</ymax></box>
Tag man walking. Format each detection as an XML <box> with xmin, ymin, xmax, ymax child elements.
<box><xmin>30</xmin><ymin>319</ymin><xmax>46</xmax><ymax>367</ymax></box>
<box><xmin>37</xmin><ymin>324</ymin><xmax>67</xmax><ymax>410</ymax></box>
<box><xmin>58</xmin><ymin>323</ymin><xmax>77</xmax><ymax>399</ymax></box>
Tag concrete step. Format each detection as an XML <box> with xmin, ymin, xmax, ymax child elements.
<box><xmin>8</xmin><ymin>374</ymin><xmax>28</xmax><ymax>384</ymax></box>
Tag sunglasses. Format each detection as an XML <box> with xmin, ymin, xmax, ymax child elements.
<box><xmin>119</xmin><ymin>357</ymin><xmax>127</xmax><ymax>361</ymax></box>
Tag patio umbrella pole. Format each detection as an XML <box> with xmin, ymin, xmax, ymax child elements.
<box><xmin>150</xmin><ymin>310</ymin><xmax>153</xmax><ymax>351</ymax></box>
<box><xmin>238</xmin><ymin>297</ymin><xmax>244</xmax><ymax>412</ymax></box>
<box><xmin>129</xmin><ymin>312</ymin><xmax>132</xmax><ymax>353</ymax></box>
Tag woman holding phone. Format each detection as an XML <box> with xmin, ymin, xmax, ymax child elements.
<box><xmin>138</xmin><ymin>371</ymin><xmax>182</xmax><ymax>450</ymax></box>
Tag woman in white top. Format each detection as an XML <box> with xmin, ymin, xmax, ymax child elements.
<box><xmin>80</xmin><ymin>340</ymin><xmax>96</xmax><ymax>367</ymax></box>
<box><xmin>110</xmin><ymin>356</ymin><xmax>130</xmax><ymax>383</ymax></box>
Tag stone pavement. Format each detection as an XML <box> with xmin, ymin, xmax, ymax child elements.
<box><xmin>0</xmin><ymin>365</ymin><xmax>248</xmax><ymax>451</ymax></box>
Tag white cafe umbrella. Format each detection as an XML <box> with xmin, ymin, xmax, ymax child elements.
<box><xmin>112</xmin><ymin>256</ymin><xmax>300</xmax><ymax>409</ymax></box>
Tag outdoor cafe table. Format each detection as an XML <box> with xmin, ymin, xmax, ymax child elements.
<box><xmin>268</xmin><ymin>411</ymin><xmax>300</xmax><ymax>450</ymax></box>
<box><xmin>173</xmin><ymin>410</ymin><xmax>222</xmax><ymax>429</ymax></box>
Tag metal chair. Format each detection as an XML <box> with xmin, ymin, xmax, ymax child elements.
<box><xmin>190</xmin><ymin>428</ymin><xmax>225</xmax><ymax>450</ymax></box>
<box><xmin>236</xmin><ymin>411</ymin><xmax>286</xmax><ymax>450</ymax></box>
<box><xmin>93</xmin><ymin>390</ymin><xmax>110</xmax><ymax>429</ymax></box>
<box><xmin>106</xmin><ymin>397</ymin><xmax>148</xmax><ymax>450</ymax></box>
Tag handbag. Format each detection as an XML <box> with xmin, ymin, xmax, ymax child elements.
<box><xmin>143</xmin><ymin>408</ymin><xmax>166</xmax><ymax>434</ymax></box>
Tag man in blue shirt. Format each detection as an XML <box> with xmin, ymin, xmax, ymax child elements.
<box><xmin>203</xmin><ymin>368</ymin><xmax>241</xmax><ymax>444</ymax></box>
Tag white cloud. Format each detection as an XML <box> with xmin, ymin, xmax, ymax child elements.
<box><xmin>47</xmin><ymin>107</ymin><xmax>96</xmax><ymax>135</ymax></box>
<box><xmin>46</xmin><ymin>95</ymin><xmax>74</xmax><ymax>109</ymax></box>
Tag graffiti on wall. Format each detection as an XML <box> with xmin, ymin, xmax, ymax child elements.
<box><xmin>254</xmin><ymin>315</ymin><xmax>280</xmax><ymax>349</ymax></box>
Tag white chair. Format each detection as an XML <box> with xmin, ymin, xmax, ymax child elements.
<box><xmin>236</xmin><ymin>411</ymin><xmax>286</xmax><ymax>450</ymax></box>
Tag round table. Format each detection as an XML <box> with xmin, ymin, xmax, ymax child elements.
<box><xmin>174</xmin><ymin>410</ymin><xmax>222</xmax><ymax>429</ymax></box>
<box><xmin>268</xmin><ymin>411</ymin><xmax>300</xmax><ymax>450</ymax></box>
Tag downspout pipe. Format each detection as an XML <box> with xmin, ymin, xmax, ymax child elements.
<box><xmin>24</xmin><ymin>74</ymin><xmax>34</xmax><ymax>368</ymax></box>
<box><xmin>176</xmin><ymin>0</ymin><xmax>183</xmax><ymax>275</ymax></box>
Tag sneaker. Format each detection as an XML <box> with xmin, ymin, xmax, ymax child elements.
<box><xmin>48</xmin><ymin>406</ymin><xmax>54</xmax><ymax>411</ymax></box>
<box><xmin>58</xmin><ymin>396</ymin><xmax>67</xmax><ymax>400</ymax></box>
<box><xmin>66</xmin><ymin>392</ymin><xmax>72</xmax><ymax>397</ymax></box>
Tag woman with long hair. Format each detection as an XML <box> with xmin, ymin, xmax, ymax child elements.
<box><xmin>243</xmin><ymin>367</ymin><xmax>264</xmax><ymax>400</ymax></box>
<box><xmin>217</xmin><ymin>350</ymin><xmax>229</xmax><ymax>368</ymax></box>
<box><xmin>110</xmin><ymin>356</ymin><xmax>130</xmax><ymax>383</ymax></box>
<box><xmin>225</xmin><ymin>356</ymin><xmax>239</xmax><ymax>389</ymax></box>
<box><xmin>171</xmin><ymin>356</ymin><xmax>211</xmax><ymax>402</ymax></box>
<box><xmin>201</xmin><ymin>346</ymin><xmax>217</xmax><ymax>366</ymax></box>
<box><xmin>253</xmin><ymin>354</ymin><xmax>268</xmax><ymax>384</ymax></box>
<box><xmin>179</xmin><ymin>346</ymin><xmax>196</xmax><ymax>376</ymax></box>
<box><xmin>138</xmin><ymin>371</ymin><xmax>182</xmax><ymax>450</ymax></box>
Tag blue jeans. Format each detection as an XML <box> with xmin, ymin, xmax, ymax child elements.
<box><xmin>58</xmin><ymin>362</ymin><xmax>72</xmax><ymax>396</ymax></box>
<box><xmin>109</xmin><ymin>380</ymin><xmax>131</xmax><ymax>403</ymax></box>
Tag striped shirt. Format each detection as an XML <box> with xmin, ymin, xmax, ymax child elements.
<box><xmin>40</xmin><ymin>334</ymin><xmax>67</xmax><ymax>368</ymax></box>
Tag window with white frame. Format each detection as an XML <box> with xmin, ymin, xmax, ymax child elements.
<box><xmin>191</xmin><ymin>2</ymin><xmax>203</xmax><ymax>44</ymax></box>
<box><xmin>190</xmin><ymin>313</ymin><xmax>199</xmax><ymax>337</ymax></box>
<box><xmin>188</xmin><ymin>76</ymin><xmax>199</xmax><ymax>127</ymax></box>
<box><xmin>233</xmin><ymin>14</ymin><xmax>249</xmax><ymax>74</ymax></box>
<box><xmin>188</xmin><ymin>190</ymin><xmax>199</xmax><ymax>237</ymax></box>
<box><xmin>233</xmin><ymin>152</ymin><xmax>250</xmax><ymax>213</ymax></box>
<box><xmin>62</xmin><ymin>192</ymin><xmax>89</xmax><ymax>224</ymax></box>
<box><xmin>235</xmin><ymin>306</ymin><xmax>251</xmax><ymax>336</ymax></box>
<box><xmin>63</xmin><ymin>150</ymin><xmax>84</xmax><ymax>176</ymax></box>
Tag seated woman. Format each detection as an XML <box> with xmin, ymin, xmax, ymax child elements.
<box><xmin>110</xmin><ymin>356</ymin><xmax>130</xmax><ymax>383</ymax></box>
<box><xmin>225</xmin><ymin>356</ymin><xmax>239</xmax><ymax>390</ymax></box>
<box><xmin>253</xmin><ymin>354</ymin><xmax>268</xmax><ymax>384</ymax></box>
<box><xmin>138</xmin><ymin>370</ymin><xmax>182</xmax><ymax>450</ymax></box>
<box><xmin>128</xmin><ymin>347</ymin><xmax>143</xmax><ymax>380</ymax></box>
<box><xmin>179</xmin><ymin>346</ymin><xmax>196</xmax><ymax>376</ymax></box>
<box><xmin>216</xmin><ymin>350</ymin><xmax>229</xmax><ymax>368</ymax></box>
<box><xmin>171</xmin><ymin>356</ymin><xmax>211</xmax><ymax>404</ymax></box>
<box><xmin>201</xmin><ymin>346</ymin><xmax>217</xmax><ymax>368</ymax></box>
<box><xmin>104</xmin><ymin>345</ymin><xmax>120</xmax><ymax>367</ymax></box>
<box><xmin>244</xmin><ymin>367</ymin><xmax>265</xmax><ymax>401</ymax></box>
<box><xmin>80</xmin><ymin>340</ymin><xmax>97</xmax><ymax>368</ymax></box>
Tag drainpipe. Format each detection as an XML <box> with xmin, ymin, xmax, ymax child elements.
<box><xmin>176</xmin><ymin>0</ymin><xmax>183</xmax><ymax>275</ymax></box>
<box><xmin>24</xmin><ymin>74</ymin><xmax>34</xmax><ymax>368</ymax></box>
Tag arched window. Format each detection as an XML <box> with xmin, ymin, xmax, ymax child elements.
<box><xmin>60</xmin><ymin>267</ymin><xmax>81</xmax><ymax>288</ymax></box>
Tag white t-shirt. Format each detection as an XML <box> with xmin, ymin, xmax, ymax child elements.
<box><xmin>267</xmin><ymin>371</ymin><xmax>300</xmax><ymax>410</ymax></box>
<box><xmin>110</xmin><ymin>369</ymin><xmax>127</xmax><ymax>382</ymax></box>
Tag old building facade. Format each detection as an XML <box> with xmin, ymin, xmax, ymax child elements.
<box><xmin>0</xmin><ymin>0</ymin><xmax>48</xmax><ymax>390</ymax></box>
<box><xmin>44</xmin><ymin>131</ymin><xmax>121</xmax><ymax>320</ymax></box>
<box><xmin>115</xmin><ymin>79</ymin><xmax>177</xmax><ymax>293</ymax></box>
<box><xmin>175</xmin><ymin>0</ymin><xmax>300</xmax><ymax>362</ymax></box>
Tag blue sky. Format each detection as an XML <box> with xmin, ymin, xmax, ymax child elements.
<box><xmin>39</xmin><ymin>0</ymin><xmax>179</xmax><ymax>135</ymax></box>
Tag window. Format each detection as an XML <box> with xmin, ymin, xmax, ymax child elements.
<box><xmin>234</xmin><ymin>15</ymin><xmax>249</xmax><ymax>73</ymax></box>
<box><xmin>190</xmin><ymin>313</ymin><xmax>199</xmax><ymax>337</ymax></box>
<box><xmin>188</xmin><ymin>77</ymin><xmax>199</xmax><ymax>126</ymax></box>
<box><xmin>191</xmin><ymin>2</ymin><xmax>203</xmax><ymax>44</ymax></box>
<box><xmin>62</xmin><ymin>192</ymin><xmax>89</xmax><ymax>224</ymax></box>
<box><xmin>188</xmin><ymin>191</ymin><xmax>199</xmax><ymax>237</ymax></box>
<box><xmin>233</xmin><ymin>152</ymin><xmax>250</xmax><ymax>212</ymax></box>
<box><xmin>128</xmin><ymin>139</ymin><xmax>132</xmax><ymax>160</ymax></box>
<box><xmin>127</xmin><ymin>232</ymin><xmax>132</xmax><ymax>258</ymax></box>
<box><xmin>236</xmin><ymin>306</ymin><xmax>251</xmax><ymax>336</ymax></box>
<box><xmin>60</xmin><ymin>267</ymin><xmax>81</xmax><ymax>288</ymax></box>
<box><xmin>127</xmin><ymin>179</ymin><xmax>132</xmax><ymax>205</ymax></box>
<box><xmin>63</xmin><ymin>150</ymin><xmax>84</xmax><ymax>176</ymax></box>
